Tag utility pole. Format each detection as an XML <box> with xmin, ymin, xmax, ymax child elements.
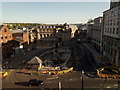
<box><xmin>59</xmin><ymin>80</ymin><xmax>62</xmax><ymax>90</ymax></box>
<box><xmin>117</xmin><ymin>66</ymin><xmax>120</xmax><ymax>90</ymax></box>
<box><xmin>81</xmin><ymin>70</ymin><xmax>84</xmax><ymax>90</ymax></box>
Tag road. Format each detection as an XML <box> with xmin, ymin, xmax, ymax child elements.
<box><xmin>2</xmin><ymin>40</ymin><xmax>119</xmax><ymax>89</ymax></box>
<box><xmin>68</xmin><ymin>41</ymin><xmax>101</xmax><ymax>72</ymax></box>
<box><xmin>2</xmin><ymin>69</ymin><xmax>118</xmax><ymax>89</ymax></box>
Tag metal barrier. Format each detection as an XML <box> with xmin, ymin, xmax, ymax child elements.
<box><xmin>97</xmin><ymin>66</ymin><xmax>120</xmax><ymax>79</ymax></box>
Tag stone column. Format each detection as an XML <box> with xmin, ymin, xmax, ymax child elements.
<box><xmin>30</xmin><ymin>32</ymin><xmax>33</xmax><ymax>42</ymax></box>
<box><xmin>37</xmin><ymin>33</ymin><xmax>40</xmax><ymax>40</ymax></box>
<box><xmin>42</xmin><ymin>34</ymin><xmax>44</xmax><ymax>38</ymax></box>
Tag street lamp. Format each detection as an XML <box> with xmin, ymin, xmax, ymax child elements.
<box><xmin>117</xmin><ymin>68</ymin><xmax>120</xmax><ymax>90</ymax></box>
<box><xmin>59</xmin><ymin>80</ymin><xmax>62</xmax><ymax>90</ymax></box>
<box><xmin>81</xmin><ymin>70</ymin><xmax>84</xmax><ymax>90</ymax></box>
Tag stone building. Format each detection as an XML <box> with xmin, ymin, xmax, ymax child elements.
<box><xmin>29</xmin><ymin>25</ymin><xmax>56</xmax><ymax>43</ymax></box>
<box><xmin>29</xmin><ymin>23</ymin><xmax>72</xmax><ymax>43</ymax></box>
<box><xmin>69</xmin><ymin>25</ymin><xmax>78</xmax><ymax>38</ymax></box>
<box><xmin>92</xmin><ymin>17</ymin><xmax>103</xmax><ymax>53</ymax></box>
<box><xmin>103</xmin><ymin>1</ymin><xmax>120</xmax><ymax>65</ymax></box>
<box><xmin>86</xmin><ymin>20</ymin><xmax>94</xmax><ymax>38</ymax></box>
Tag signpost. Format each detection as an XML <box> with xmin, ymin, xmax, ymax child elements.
<box><xmin>81</xmin><ymin>70</ymin><xmax>84</xmax><ymax>90</ymax></box>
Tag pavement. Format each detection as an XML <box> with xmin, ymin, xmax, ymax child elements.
<box><xmin>2</xmin><ymin>41</ymin><xmax>119</xmax><ymax>89</ymax></box>
<box><xmin>84</xmin><ymin>43</ymin><xmax>107</xmax><ymax>65</ymax></box>
<box><xmin>2</xmin><ymin>69</ymin><xmax>118</xmax><ymax>89</ymax></box>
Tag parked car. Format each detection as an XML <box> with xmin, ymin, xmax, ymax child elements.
<box><xmin>28</xmin><ymin>79</ymin><xmax>43</xmax><ymax>86</ymax></box>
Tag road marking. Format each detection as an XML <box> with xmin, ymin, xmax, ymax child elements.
<box><xmin>106</xmin><ymin>86</ymin><xmax>111</xmax><ymax>88</ymax></box>
<box><xmin>69</xmin><ymin>78</ymin><xmax>73</xmax><ymax>81</ymax></box>
<box><xmin>114</xmin><ymin>84</ymin><xmax>118</xmax><ymax>87</ymax></box>
<box><xmin>47</xmin><ymin>76</ymin><xmax>58</xmax><ymax>80</ymax></box>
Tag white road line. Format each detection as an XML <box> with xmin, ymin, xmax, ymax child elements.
<box><xmin>114</xmin><ymin>84</ymin><xmax>118</xmax><ymax>86</ymax></box>
<box><xmin>106</xmin><ymin>86</ymin><xmax>111</xmax><ymax>88</ymax></box>
<box><xmin>47</xmin><ymin>77</ymin><xmax>58</xmax><ymax>80</ymax></box>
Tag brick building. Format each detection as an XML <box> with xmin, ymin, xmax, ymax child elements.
<box><xmin>0</xmin><ymin>25</ymin><xmax>13</xmax><ymax>58</ymax></box>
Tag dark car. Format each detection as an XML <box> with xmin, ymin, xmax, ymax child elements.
<box><xmin>28</xmin><ymin>79</ymin><xmax>43</xmax><ymax>86</ymax></box>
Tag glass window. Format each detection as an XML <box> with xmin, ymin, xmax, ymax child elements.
<box><xmin>4</xmin><ymin>29</ymin><xmax>7</xmax><ymax>32</ymax></box>
<box><xmin>116</xmin><ymin>28</ymin><xmax>118</xmax><ymax>34</ymax></box>
<box><xmin>110</xmin><ymin>28</ymin><xmax>112</xmax><ymax>33</ymax></box>
<box><xmin>5</xmin><ymin>36</ymin><xmax>7</xmax><ymax>38</ymax></box>
<box><xmin>113</xmin><ymin>28</ymin><xmax>115</xmax><ymax>34</ymax></box>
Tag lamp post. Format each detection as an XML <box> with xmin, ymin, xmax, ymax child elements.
<box><xmin>59</xmin><ymin>80</ymin><xmax>62</xmax><ymax>90</ymax></box>
<box><xmin>81</xmin><ymin>70</ymin><xmax>84</xmax><ymax>90</ymax></box>
<box><xmin>117</xmin><ymin>67</ymin><xmax>120</xmax><ymax>90</ymax></box>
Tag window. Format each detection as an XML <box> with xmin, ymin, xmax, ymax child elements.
<box><xmin>114</xmin><ymin>10</ymin><xmax>117</xmax><ymax>16</ymax></box>
<box><xmin>113</xmin><ymin>19</ymin><xmax>115</xmax><ymax>25</ymax></box>
<box><xmin>117</xmin><ymin>21</ymin><xmax>119</xmax><ymax>25</ymax></box>
<box><xmin>116</xmin><ymin>28</ymin><xmax>118</xmax><ymax>34</ymax></box>
<box><xmin>9</xmin><ymin>35</ymin><xmax>11</xmax><ymax>38</ymax></box>
<box><xmin>119</xmin><ymin>9</ymin><xmax>120</xmax><ymax>15</ymax></box>
<box><xmin>108</xmin><ymin>28</ymin><xmax>109</xmax><ymax>33</ymax></box>
<box><xmin>40</xmin><ymin>34</ymin><xmax>42</xmax><ymax>38</ymax></box>
<box><xmin>111</xmin><ymin>20</ymin><xmax>112</xmax><ymax>25</ymax></box>
<box><xmin>110</xmin><ymin>28</ymin><xmax>112</xmax><ymax>33</ymax></box>
<box><xmin>44</xmin><ymin>34</ymin><xmax>46</xmax><ymax>37</ymax></box>
<box><xmin>4</xmin><ymin>29</ymin><xmax>7</xmax><ymax>32</ymax></box>
<box><xmin>113</xmin><ymin>28</ymin><xmax>115</xmax><ymax>34</ymax></box>
<box><xmin>108</xmin><ymin>20</ymin><xmax>110</xmax><ymax>25</ymax></box>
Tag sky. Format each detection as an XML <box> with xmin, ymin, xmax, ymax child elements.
<box><xmin>1</xmin><ymin>2</ymin><xmax>110</xmax><ymax>24</ymax></box>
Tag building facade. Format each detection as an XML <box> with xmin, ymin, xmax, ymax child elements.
<box><xmin>69</xmin><ymin>25</ymin><xmax>78</xmax><ymax>38</ymax></box>
<box><xmin>0</xmin><ymin>25</ymin><xmax>13</xmax><ymax>58</ymax></box>
<box><xmin>92</xmin><ymin>17</ymin><xmax>103</xmax><ymax>53</ymax></box>
<box><xmin>11</xmin><ymin>30</ymin><xmax>29</xmax><ymax>53</ymax></box>
<box><xmin>86</xmin><ymin>20</ymin><xmax>94</xmax><ymax>39</ymax></box>
<box><xmin>29</xmin><ymin>25</ymin><xmax>56</xmax><ymax>43</ymax></box>
<box><xmin>29</xmin><ymin>23</ymin><xmax>72</xmax><ymax>43</ymax></box>
<box><xmin>103</xmin><ymin>1</ymin><xmax>120</xmax><ymax>65</ymax></box>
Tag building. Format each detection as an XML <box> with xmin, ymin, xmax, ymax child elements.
<box><xmin>92</xmin><ymin>17</ymin><xmax>103</xmax><ymax>53</ymax></box>
<box><xmin>29</xmin><ymin>23</ymin><xmax>72</xmax><ymax>43</ymax></box>
<box><xmin>0</xmin><ymin>25</ymin><xmax>13</xmax><ymax>58</ymax></box>
<box><xmin>29</xmin><ymin>24</ymin><xmax>57</xmax><ymax>43</ymax></box>
<box><xmin>86</xmin><ymin>20</ymin><xmax>94</xmax><ymax>38</ymax></box>
<box><xmin>11</xmin><ymin>30</ymin><xmax>29</xmax><ymax>54</ymax></box>
<box><xmin>103</xmin><ymin>1</ymin><xmax>120</xmax><ymax>65</ymax></box>
<box><xmin>56</xmin><ymin>23</ymin><xmax>71</xmax><ymax>42</ymax></box>
<box><xmin>69</xmin><ymin>25</ymin><xmax>78</xmax><ymax>38</ymax></box>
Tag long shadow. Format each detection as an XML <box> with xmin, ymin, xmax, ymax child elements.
<box><xmin>69</xmin><ymin>42</ymin><xmax>100</xmax><ymax>73</ymax></box>
<box><xmin>15</xmin><ymin>82</ymin><xmax>29</xmax><ymax>86</ymax></box>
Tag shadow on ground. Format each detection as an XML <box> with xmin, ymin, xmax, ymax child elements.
<box><xmin>15</xmin><ymin>82</ymin><xmax>29</xmax><ymax>86</ymax></box>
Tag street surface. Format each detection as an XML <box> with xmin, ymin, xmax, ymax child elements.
<box><xmin>2</xmin><ymin>40</ymin><xmax>119</xmax><ymax>89</ymax></box>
